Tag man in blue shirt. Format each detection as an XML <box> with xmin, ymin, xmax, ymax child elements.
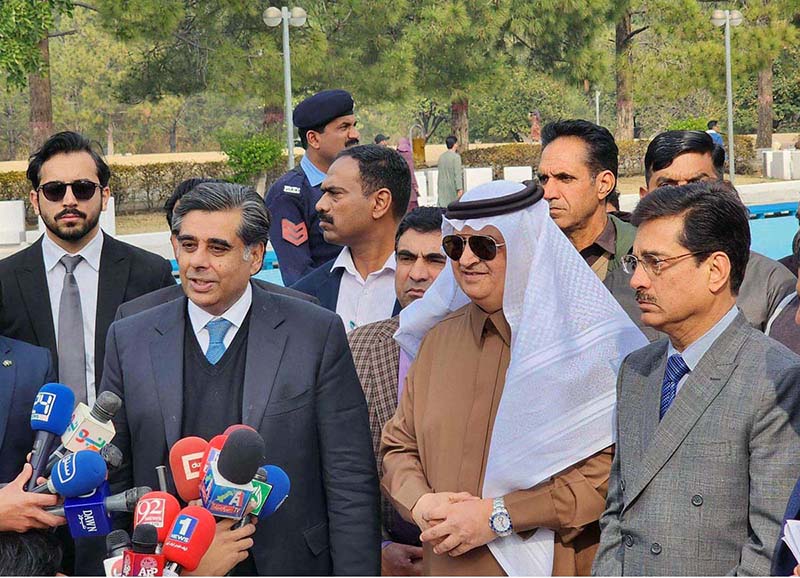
<box><xmin>706</xmin><ymin>120</ymin><xmax>725</xmax><ymax>149</ymax></box>
<box><xmin>266</xmin><ymin>89</ymin><xmax>360</xmax><ymax>285</ymax></box>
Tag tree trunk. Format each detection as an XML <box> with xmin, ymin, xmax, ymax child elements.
<box><xmin>451</xmin><ymin>97</ymin><xmax>469</xmax><ymax>152</ymax></box>
<box><xmin>169</xmin><ymin>119</ymin><xmax>178</xmax><ymax>153</ymax></box>
<box><xmin>107</xmin><ymin>119</ymin><xmax>114</xmax><ymax>156</ymax></box>
<box><xmin>29</xmin><ymin>37</ymin><xmax>53</xmax><ymax>151</ymax></box>
<box><xmin>4</xmin><ymin>102</ymin><xmax>17</xmax><ymax>160</ymax></box>
<box><xmin>756</xmin><ymin>63</ymin><xmax>773</xmax><ymax>150</ymax></box>
<box><xmin>615</xmin><ymin>11</ymin><xmax>634</xmax><ymax>140</ymax></box>
<box><xmin>262</xmin><ymin>104</ymin><xmax>284</xmax><ymax>137</ymax></box>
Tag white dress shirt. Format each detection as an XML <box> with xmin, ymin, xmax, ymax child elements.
<box><xmin>42</xmin><ymin>229</ymin><xmax>104</xmax><ymax>405</ymax></box>
<box><xmin>332</xmin><ymin>247</ymin><xmax>396</xmax><ymax>333</ymax></box>
<box><xmin>187</xmin><ymin>283</ymin><xmax>253</xmax><ymax>355</ymax></box>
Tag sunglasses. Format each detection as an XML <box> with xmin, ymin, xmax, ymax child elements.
<box><xmin>37</xmin><ymin>180</ymin><xmax>100</xmax><ymax>202</ymax></box>
<box><xmin>442</xmin><ymin>234</ymin><xmax>506</xmax><ymax>261</ymax></box>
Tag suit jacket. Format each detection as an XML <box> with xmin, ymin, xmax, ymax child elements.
<box><xmin>593</xmin><ymin>312</ymin><xmax>800</xmax><ymax>576</ymax></box>
<box><xmin>0</xmin><ymin>335</ymin><xmax>56</xmax><ymax>483</ymax></box>
<box><xmin>114</xmin><ymin>278</ymin><xmax>319</xmax><ymax>320</ymax></box>
<box><xmin>93</xmin><ymin>283</ymin><xmax>380</xmax><ymax>575</ymax></box>
<box><xmin>773</xmin><ymin>477</ymin><xmax>800</xmax><ymax>575</ymax></box>
<box><xmin>291</xmin><ymin>258</ymin><xmax>402</xmax><ymax>316</ymax></box>
<box><xmin>0</xmin><ymin>234</ymin><xmax>175</xmax><ymax>389</ymax></box>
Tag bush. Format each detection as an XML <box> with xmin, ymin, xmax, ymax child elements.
<box><xmin>218</xmin><ymin>133</ymin><xmax>284</xmax><ymax>184</ymax></box>
<box><xmin>729</xmin><ymin>135</ymin><xmax>759</xmax><ymax>175</ymax></box>
<box><xmin>666</xmin><ymin>117</ymin><xmax>710</xmax><ymax>131</ymax></box>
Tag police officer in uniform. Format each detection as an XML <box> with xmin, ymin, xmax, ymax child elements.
<box><xmin>266</xmin><ymin>89</ymin><xmax>360</xmax><ymax>285</ymax></box>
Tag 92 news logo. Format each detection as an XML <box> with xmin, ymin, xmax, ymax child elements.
<box><xmin>135</xmin><ymin>498</ymin><xmax>166</xmax><ymax>528</ymax></box>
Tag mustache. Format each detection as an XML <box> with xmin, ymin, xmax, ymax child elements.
<box><xmin>345</xmin><ymin>138</ymin><xmax>360</xmax><ymax>148</ymax></box>
<box><xmin>635</xmin><ymin>290</ymin><xmax>657</xmax><ymax>304</ymax></box>
<box><xmin>317</xmin><ymin>212</ymin><xmax>333</xmax><ymax>224</ymax></box>
<box><xmin>55</xmin><ymin>208</ymin><xmax>86</xmax><ymax>220</ymax></box>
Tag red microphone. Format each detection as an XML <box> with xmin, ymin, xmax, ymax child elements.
<box><xmin>222</xmin><ymin>424</ymin><xmax>255</xmax><ymax>436</ymax></box>
<box><xmin>134</xmin><ymin>491</ymin><xmax>181</xmax><ymax>546</ymax></box>
<box><xmin>161</xmin><ymin>506</ymin><xmax>216</xmax><ymax>575</ymax></box>
<box><xmin>168</xmin><ymin>437</ymin><xmax>208</xmax><ymax>503</ymax></box>
<box><xmin>199</xmin><ymin>434</ymin><xmax>227</xmax><ymax>481</ymax></box>
<box><xmin>121</xmin><ymin>524</ymin><xmax>165</xmax><ymax>577</ymax></box>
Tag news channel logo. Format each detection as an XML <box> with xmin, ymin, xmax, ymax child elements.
<box><xmin>31</xmin><ymin>391</ymin><xmax>56</xmax><ymax>422</ymax></box>
<box><xmin>168</xmin><ymin>514</ymin><xmax>199</xmax><ymax>544</ymax></box>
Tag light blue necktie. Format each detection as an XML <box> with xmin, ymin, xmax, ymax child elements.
<box><xmin>205</xmin><ymin>318</ymin><xmax>233</xmax><ymax>365</ymax></box>
<box><xmin>660</xmin><ymin>353</ymin><xmax>689</xmax><ymax>420</ymax></box>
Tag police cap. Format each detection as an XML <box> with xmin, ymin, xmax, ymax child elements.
<box><xmin>293</xmin><ymin>89</ymin><xmax>354</xmax><ymax>130</ymax></box>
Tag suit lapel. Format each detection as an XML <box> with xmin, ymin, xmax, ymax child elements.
<box><xmin>318</xmin><ymin>266</ymin><xmax>344</xmax><ymax>311</ymax></box>
<box><xmin>0</xmin><ymin>337</ymin><xmax>16</xmax><ymax>447</ymax></box>
<box><xmin>150</xmin><ymin>298</ymin><xmax>186</xmax><ymax>448</ymax></box>
<box><xmin>96</xmin><ymin>236</ymin><xmax>132</xmax><ymax>385</ymax></box>
<box><xmin>242</xmin><ymin>286</ymin><xmax>288</xmax><ymax>428</ymax></box>
<box><xmin>623</xmin><ymin>314</ymin><xmax>749</xmax><ymax>510</ymax></box>
<box><xmin>17</xmin><ymin>239</ymin><xmax>56</xmax><ymax>353</ymax></box>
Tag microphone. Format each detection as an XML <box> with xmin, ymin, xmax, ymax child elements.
<box><xmin>101</xmin><ymin>443</ymin><xmax>124</xmax><ymax>471</ymax></box>
<box><xmin>105</xmin><ymin>530</ymin><xmax>131</xmax><ymax>577</ymax></box>
<box><xmin>28</xmin><ymin>383</ymin><xmax>75</xmax><ymax>490</ymax></box>
<box><xmin>46</xmin><ymin>391</ymin><xmax>122</xmax><ymax>470</ymax></box>
<box><xmin>222</xmin><ymin>424</ymin><xmax>255</xmax><ymax>436</ymax></box>
<box><xmin>60</xmin><ymin>481</ymin><xmax>114</xmax><ymax>538</ymax></box>
<box><xmin>47</xmin><ymin>486</ymin><xmax>151</xmax><ymax>516</ymax></box>
<box><xmin>31</xmin><ymin>449</ymin><xmax>108</xmax><ymax>495</ymax></box>
<box><xmin>200</xmin><ymin>429</ymin><xmax>265</xmax><ymax>519</ymax></box>
<box><xmin>134</xmin><ymin>491</ymin><xmax>181</xmax><ymax>545</ymax></box>
<box><xmin>199</xmin><ymin>434</ymin><xmax>227</xmax><ymax>480</ymax></box>
<box><xmin>161</xmin><ymin>506</ymin><xmax>216</xmax><ymax>575</ymax></box>
<box><xmin>258</xmin><ymin>464</ymin><xmax>291</xmax><ymax>518</ymax></box>
<box><xmin>168</xmin><ymin>436</ymin><xmax>208</xmax><ymax>502</ymax></box>
<box><xmin>122</xmin><ymin>523</ymin><xmax>165</xmax><ymax>577</ymax></box>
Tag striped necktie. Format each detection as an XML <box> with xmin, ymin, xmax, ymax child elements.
<box><xmin>205</xmin><ymin>318</ymin><xmax>233</xmax><ymax>365</ymax></box>
<box><xmin>660</xmin><ymin>353</ymin><xmax>689</xmax><ymax>419</ymax></box>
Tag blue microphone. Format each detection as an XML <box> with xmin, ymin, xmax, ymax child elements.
<box><xmin>31</xmin><ymin>450</ymin><xmax>108</xmax><ymax>496</ymax></box>
<box><xmin>28</xmin><ymin>383</ymin><xmax>75</xmax><ymax>491</ymax></box>
<box><xmin>259</xmin><ymin>465</ymin><xmax>290</xmax><ymax>518</ymax></box>
<box><xmin>61</xmin><ymin>481</ymin><xmax>114</xmax><ymax>538</ymax></box>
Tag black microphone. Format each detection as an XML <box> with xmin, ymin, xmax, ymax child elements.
<box><xmin>232</xmin><ymin>467</ymin><xmax>267</xmax><ymax>530</ymax></box>
<box><xmin>46</xmin><ymin>486</ymin><xmax>151</xmax><ymax>516</ymax></box>
<box><xmin>122</xmin><ymin>524</ymin><xmax>165</xmax><ymax>576</ymax></box>
<box><xmin>104</xmin><ymin>530</ymin><xmax>131</xmax><ymax>577</ymax></box>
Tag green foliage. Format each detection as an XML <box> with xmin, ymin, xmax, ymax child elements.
<box><xmin>666</xmin><ymin>117</ymin><xmax>710</xmax><ymax>131</ymax></box>
<box><xmin>219</xmin><ymin>134</ymin><xmax>284</xmax><ymax>184</ymax></box>
<box><xmin>730</xmin><ymin>135</ymin><xmax>759</xmax><ymax>175</ymax></box>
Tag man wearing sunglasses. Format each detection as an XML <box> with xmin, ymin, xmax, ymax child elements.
<box><xmin>383</xmin><ymin>180</ymin><xmax>647</xmax><ymax>576</ymax></box>
<box><xmin>639</xmin><ymin>130</ymin><xmax>795</xmax><ymax>334</ymax></box>
<box><xmin>593</xmin><ymin>181</ymin><xmax>800</xmax><ymax>576</ymax></box>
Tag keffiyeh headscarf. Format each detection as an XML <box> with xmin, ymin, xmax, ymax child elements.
<box><xmin>395</xmin><ymin>180</ymin><xmax>648</xmax><ymax>575</ymax></box>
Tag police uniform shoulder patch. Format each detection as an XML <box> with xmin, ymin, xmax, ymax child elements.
<box><xmin>283</xmin><ymin>185</ymin><xmax>301</xmax><ymax>195</ymax></box>
<box><xmin>281</xmin><ymin>219</ymin><xmax>309</xmax><ymax>246</ymax></box>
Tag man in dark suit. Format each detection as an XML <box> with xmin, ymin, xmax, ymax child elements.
<box><xmin>291</xmin><ymin>145</ymin><xmax>410</xmax><ymax>330</ymax></box>
<box><xmin>593</xmin><ymin>181</ymin><xmax>800</xmax><ymax>576</ymax></box>
<box><xmin>98</xmin><ymin>182</ymin><xmax>380</xmax><ymax>575</ymax></box>
<box><xmin>348</xmin><ymin>206</ymin><xmax>446</xmax><ymax>576</ymax></box>
<box><xmin>0</xmin><ymin>131</ymin><xmax>174</xmax><ymax>407</ymax></box>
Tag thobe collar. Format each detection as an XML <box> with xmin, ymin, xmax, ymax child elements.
<box><xmin>467</xmin><ymin>302</ymin><xmax>511</xmax><ymax>347</ymax></box>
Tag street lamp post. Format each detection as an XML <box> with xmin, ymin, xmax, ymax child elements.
<box><xmin>264</xmin><ymin>6</ymin><xmax>307</xmax><ymax>170</ymax></box>
<box><xmin>711</xmin><ymin>8</ymin><xmax>743</xmax><ymax>183</ymax></box>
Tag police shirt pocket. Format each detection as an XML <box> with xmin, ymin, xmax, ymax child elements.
<box><xmin>263</xmin><ymin>387</ymin><xmax>312</xmax><ymax>416</ymax></box>
<box><xmin>303</xmin><ymin>521</ymin><xmax>329</xmax><ymax>556</ymax></box>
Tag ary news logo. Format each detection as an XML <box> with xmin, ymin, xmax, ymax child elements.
<box><xmin>57</xmin><ymin>453</ymin><xmax>78</xmax><ymax>483</ymax></box>
<box><xmin>135</xmin><ymin>497</ymin><xmax>166</xmax><ymax>528</ymax></box>
<box><xmin>168</xmin><ymin>514</ymin><xmax>198</xmax><ymax>545</ymax></box>
<box><xmin>31</xmin><ymin>391</ymin><xmax>56</xmax><ymax>422</ymax></box>
<box><xmin>181</xmin><ymin>451</ymin><xmax>205</xmax><ymax>481</ymax></box>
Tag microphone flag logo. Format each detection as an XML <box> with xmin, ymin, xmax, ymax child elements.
<box><xmin>167</xmin><ymin>514</ymin><xmax>198</xmax><ymax>545</ymax></box>
<box><xmin>32</xmin><ymin>392</ymin><xmax>56</xmax><ymax>421</ymax></box>
<box><xmin>135</xmin><ymin>498</ymin><xmax>166</xmax><ymax>528</ymax></box>
<box><xmin>181</xmin><ymin>452</ymin><xmax>204</xmax><ymax>480</ymax></box>
<box><xmin>58</xmin><ymin>453</ymin><xmax>77</xmax><ymax>483</ymax></box>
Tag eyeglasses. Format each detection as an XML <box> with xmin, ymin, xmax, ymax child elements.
<box><xmin>37</xmin><ymin>180</ymin><xmax>100</xmax><ymax>202</ymax></box>
<box><xmin>621</xmin><ymin>251</ymin><xmax>708</xmax><ymax>276</ymax></box>
<box><xmin>442</xmin><ymin>234</ymin><xmax>506</xmax><ymax>261</ymax></box>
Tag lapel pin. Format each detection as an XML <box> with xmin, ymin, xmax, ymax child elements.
<box><xmin>2</xmin><ymin>360</ymin><xmax>11</xmax><ymax>367</ymax></box>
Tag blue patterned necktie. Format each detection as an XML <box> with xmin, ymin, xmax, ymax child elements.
<box><xmin>660</xmin><ymin>353</ymin><xmax>690</xmax><ymax>420</ymax></box>
<box><xmin>205</xmin><ymin>318</ymin><xmax>233</xmax><ymax>365</ymax></box>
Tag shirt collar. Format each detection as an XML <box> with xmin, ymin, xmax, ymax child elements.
<box><xmin>580</xmin><ymin>216</ymin><xmax>616</xmax><ymax>258</ymax></box>
<box><xmin>300</xmin><ymin>154</ymin><xmax>326</xmax><ymax>187</ymax></box>
<box><xmin>668</xmin><ymin>305</ymin><xmax>739</xmax><ymax>370</ymax></box>
<box><xmin>41</xmin><ymin>228</ymin><xmax>104</xmax><ymax>273</ymax></box>
<box><xmin>468</xmin><ymin>302</ymin><xmax>511</xmax><ymax>347</ymax></box>
<box><xmin>187</xmin><ymin>282</ymin><xmax>253</xmax><ymax>336</ymax></box>
<box><xmin>331</xmin><ymin>246</ymin><xmax>396</xmax><ymax>281</ymax></box>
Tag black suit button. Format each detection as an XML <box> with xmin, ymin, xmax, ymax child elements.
<box><xmin>624</xmin><ymin>535</ymin><xmax>634</xmax><ymax>548</ymax></box>
<box><xmin>650</xmin><ymin>543</ymin><xmax>662</xmax><ymax>555</ymax></box>
<box><xmin>692</xmin><ymin>494</ymin><xmax>703</xmax><ymax>507</ymax></box>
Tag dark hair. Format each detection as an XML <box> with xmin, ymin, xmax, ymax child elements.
<box><xmin>445</xmin><ymin>135</ymin><xmax>458</xmax><ymax>149</ymax></box>
<box><xmin>0</xmin><ymin>530</ymin><xmax>63</xmax><ymax>576</ymax></box>
<box><xmin>164</xmin><ymin>178</ymin><xmax>228</xmax><ymax>228</ymax></box>
<box><xmin>541</xmin><ymin>119</ymin><xmax>618</xmax><ymax>191</ymax></box>
<box><xmin>27</xmin><ymin>131</ymin><xmax>111</xmax><ymax>190</ymax></box>
<box><xmin>395</xmin><ymin>206</ymin><xmax>445</xmax><ymax>249</ymax></box>
<box><xmin>172</xmin><ymin>182</ymin><xmax>271</xmax><ymax>248</ymax></box>
<box><xmin>631</xmin><ymin>180</ymin><xmax>750</xmax><ymax>293</ymax></box>
<box><xmin>707</xmin><ymin>120</ymin><xmax>718</xmax><ymax>130</ymax></box>
<box><xmin>644</xmin><ymin>130</ymin><xmax>725</xmax><ymax>184</ymax></box>
<box><xmin>335</xmin><ymin>144</ymin><xmax>411</xmax><ymax>220</ymax></box>
<box><xmin>299</xmin><ymin>123</ymin><xmax>327</xmax><ymax>150</ymax></box>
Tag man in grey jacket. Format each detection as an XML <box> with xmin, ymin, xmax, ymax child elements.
<box><xmin>437</xmin><ymin>135</ymin><xmax>463</xmax><ymax>207</ymax></box>
<box><xmin>593</xmin><ymin>181</ymin><xmax>800</xmax><ymax>576</ymax></box>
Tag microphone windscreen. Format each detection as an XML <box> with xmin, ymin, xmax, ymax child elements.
<box><xmin>132</xmin><ymin>523</ymin><xmax>158</xmax><ymax>554</ymax></box>
<box><xmin>162</xmin><ymin>506</ymin><xmax>216</xmax><ymax>572</ymax></box>
<box><xmin>93</xmin><ymin>391</ymin><xmax>122</xmax><ymax>422</ymax></box>
<box><xmin>222</xmin><ymin>424</ymin><xmax>255</xmax><ymax>436</ymax></box>
<box><xmin>30</xmin><ymin>383</ymin><xmax>75</xmax><ymax>434</ymax></box>
<box><xmin>106</xmin><ymin>529</ymin><xmax>130</xmax><ymax>557</ymax></box>
<box><xmin>134</xmin><ymin>491</ymin><xmax>181</xmax><ymax>544</ymax></box>
<box><xmin>260</xmin><ymin>465</ymin><xmax>291</xmax><ymax>518</ymax></box>
<box><xmin>217</xmin><ymin>429</ymin><xmax>265</xmax><ymax>485</ymax></box>
<box><xmin>100</xmin><ymin>443</ymin><xmax>123</xmax><ymax>470</ymax></box>
<box><xmin>52</xmin><ymin>450</ymin><xmax>108</xmax><ymax>497</ymax></box>
<box><xmin>169</xmin><ymin>437</ymin><xmax>208</xmax><ymax>502</ymax></box>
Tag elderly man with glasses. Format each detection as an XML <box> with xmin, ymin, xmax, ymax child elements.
<box><xmin>593</xmin><ymin>180</ymin><xmax>800</xmax><ymax>576</ymax></box>
<box><xmin>381</xmin><ymin>180</ymin><xmax>647</xmax><ymax>576</ymax></box>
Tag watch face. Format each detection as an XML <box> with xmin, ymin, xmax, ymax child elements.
<box><xmin>491</xmin><ymin>511</ymin><xmax>512</xmax><ymax>533</ymax></box>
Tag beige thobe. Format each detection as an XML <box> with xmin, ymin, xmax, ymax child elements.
<box><xmin>381</xmin><ymin>303</ymin><xmax>613</xmax><ymax>576</ymax></box>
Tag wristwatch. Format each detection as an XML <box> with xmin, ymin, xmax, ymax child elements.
<box><xmin>489</xmin><ymin>497</ymin><xmax>513</xmax><ymax>537</ymax></box>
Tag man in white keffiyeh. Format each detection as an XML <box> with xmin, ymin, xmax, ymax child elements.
<box><xmin>380</xmin><ymin>180</ymin><xmax>647</xmax><ymax>576</ymax></box>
